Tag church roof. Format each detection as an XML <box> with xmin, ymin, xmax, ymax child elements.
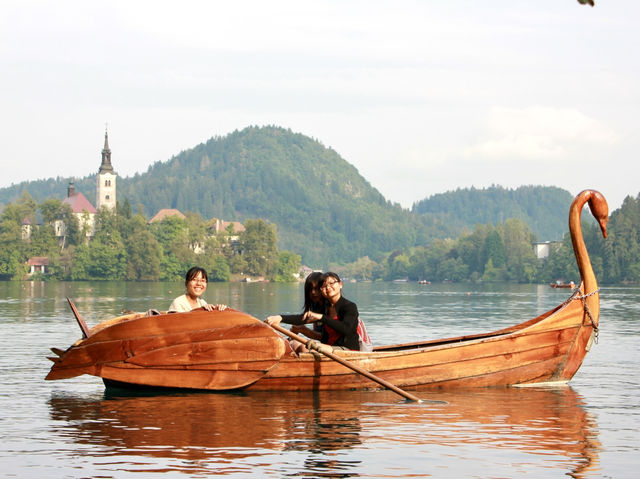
<box><xmin>63</xmin><ymin>192</ymin><xmax>97</xmax><ymax>214</ymax></box>
<box><xmin>149</xmin><ymin>209</ymin><xmax>186</xmax><ymax>223</ymax></box>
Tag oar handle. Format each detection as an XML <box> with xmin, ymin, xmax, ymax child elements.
<box><xmin>267</xmin><ymin>321</ymin><xmax>422</xmax><ymax>402</ymax></box>
<box><xmin>67</xmin><ymin>297</ymin><xmax>91</xmax><ymax>338</ymax></box>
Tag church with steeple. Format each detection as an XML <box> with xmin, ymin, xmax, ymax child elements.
<box><xmin>56</xmin><ymin>128</ymin><xmax>118</xmax><ymax>241</ymax></box>
<box><xmin>96</xmin><ymin>128</ymin><xmax>117</xmax><ymax>210</ymax></box>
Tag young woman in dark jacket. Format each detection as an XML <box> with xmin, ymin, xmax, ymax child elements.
<box><xmin>303</xmin><ymin>272</ymin><xmax>360</xmax><ymax>351</ymax></box>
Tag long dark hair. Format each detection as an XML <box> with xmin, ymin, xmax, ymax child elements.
<box><xmin>303</xmin><ymin>271</ymin><xmax>324</xmax><ymax>312</ymax></box>
<box><xmin>184</xmin><ymin>266</ymin><xmax>208</xmax><ymax>286</ymax></box>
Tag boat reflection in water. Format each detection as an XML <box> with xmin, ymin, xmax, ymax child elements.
<box><xmin>48</xmin><ymin>386</ymin><xmax>600</xmax><ymax>477</ymax></box>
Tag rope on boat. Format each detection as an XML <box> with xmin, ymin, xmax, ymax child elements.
<box><xmin>567</xmin><ymin>288</ymin><xmax>600</xmax><ymax>344</ymax></box>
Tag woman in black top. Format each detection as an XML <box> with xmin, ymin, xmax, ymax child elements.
<box><xmin>303</xmin><ymin>272</ymin><xmax>360</xmax><ymax>351</ymax></box>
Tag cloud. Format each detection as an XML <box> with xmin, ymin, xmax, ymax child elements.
<box><xmin>464</xmin><ymin>106</ymin><xmax>617</xmax><ymax>162</ymax></box>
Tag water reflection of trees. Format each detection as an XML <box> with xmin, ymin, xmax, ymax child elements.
<box><xmin>47</xmin><ymin>386</ymin><xmax>599</xmax><ymax>478</ymax></box>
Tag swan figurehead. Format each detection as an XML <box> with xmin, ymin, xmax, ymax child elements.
<box><xmin>569</xmin><ymin>189</ymin><xmax>609</xmax><ymax>327</ymax></box>
<box><xmin>588</xmin><ymin>190</ymin><xmax>609</xmax><ymax>239</ymax></box>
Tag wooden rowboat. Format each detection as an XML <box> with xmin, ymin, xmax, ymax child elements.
<box><xmin>46</xmin><ymin>189</ymin><xmax>608</xmax><ymax>391</ymax></box>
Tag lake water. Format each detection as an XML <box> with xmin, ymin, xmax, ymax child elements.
<box><xmin>1</xmin><ymin>281</ymin><xmax>639</xmax><ymax>478</ymax></box>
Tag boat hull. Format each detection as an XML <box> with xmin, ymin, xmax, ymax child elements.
<box><xmin>46</xmin><ymin>309</ymin><xmax>289</xmax><ymax>390</ymax></box>
<box><xmin>46</xmin><ymin>286</ymin><xmax>597</xmax><ymax>391</ymax></box>
<box><xmin>247</xmin><ymin>287</ymin><xmax>596</xmax><ymax>391</ymax></box>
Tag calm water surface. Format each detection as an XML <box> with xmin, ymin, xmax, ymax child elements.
<box><xmin>1</xmin><ymin>281</ymin><xmax>638</xmax><ymax>478</ymax></box>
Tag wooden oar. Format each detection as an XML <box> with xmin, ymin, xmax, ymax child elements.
<box><xmin>267</xmin><ymin>322</ymin><xmax>423</xmax><ymax>402</ymax></box>
<box><xmin>67</xmin><ymin>297</ymin><xmax>91</xmax><ymax>338</ymax></box>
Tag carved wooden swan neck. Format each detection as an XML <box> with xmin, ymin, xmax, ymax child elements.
<box><xmin>568</xmin><ymin>190</ymin><xmax>608</xmax><ymax>320</ymax></box>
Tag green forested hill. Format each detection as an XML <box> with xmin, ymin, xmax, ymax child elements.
<box><xmin>117</xmin><ymin>126</ymin><xmax>447</xmax><ymax>265</ymax></box>
<box><xmin>0</xmin><ymin>126</ymin><xmax>575</xmax><ymax>266</ymax></box>
<box><xmin>412</xmin><ymin>186</ymin><xmax>575</xmax><ymax>242</ymax></box>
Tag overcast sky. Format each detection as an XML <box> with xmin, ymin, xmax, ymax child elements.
<box><xmin>2</xmin><ymin>1</ymin><xmax>638</xmax><ymax>210</ymax></box>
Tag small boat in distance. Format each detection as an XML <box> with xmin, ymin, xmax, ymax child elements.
<box><xmin>550</xmin><ymin>281</ymin><xmax>576</xmax><ymax>289</ymax></box>
<box><xmin>46</xmin><ymin>190</ymin><xmax>608</xmax><ymax>392</ymax></box>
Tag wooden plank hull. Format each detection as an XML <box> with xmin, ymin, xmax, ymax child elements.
<box><xmin>247</xmin><ymin>287</ymin><xmax>597</xmax><ymax>391</ymax></box>
<box><xmin>46</xmin><ymin>309</ymin><xmax>289</xmax><ymax>390</ymax></box>
<box><xmin>46</xmin><ymin>286</ymin><xmax>597</xmax><ymax>391</ymax></box>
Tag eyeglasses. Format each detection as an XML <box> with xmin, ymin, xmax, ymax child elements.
<box><xmin>321</xmin><ymin>280</ymin><xmax>339</xmax><ymax>289</ymax></box>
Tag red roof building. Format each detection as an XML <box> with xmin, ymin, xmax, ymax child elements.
<box><xmin>149</xmin><ymin>209</ymin><xmax>187</xmax><ymax>223</ymax></box>
<box><xmin>58</xmin><ymin>181</ymin><xmax>97</xmax><ymax>238</ymax></box>
<box><xmin>27</xmin><ymin>256</ymin><xmax>49</xmax><ymax>275</ymax></box>
<box><xmin>62</xmin><ymin>184</ymin><xmax>97</xmax><ymax>214</ymax></box>
<box><xmin>209</xmin><ymin>218</ymin><xmax>246</xmax><ymax>235</ymax></box>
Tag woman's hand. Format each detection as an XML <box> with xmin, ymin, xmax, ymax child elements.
<box><xmin>265</xmin><ymin>315</ymin><xmax>283</xmax><ymax>326</ymax></box>
<box><xmin>203</xmin><ymin>304</ymin><xmax>228</xmax><ymax>311</ymax></box>
<box><xmin>302</xmin><ymin>310</ymin><xmax>321</xmax><ymax>323</ymax></box>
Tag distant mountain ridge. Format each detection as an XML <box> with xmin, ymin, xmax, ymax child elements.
<box><xmin>0</xmin><ymin>126</ymin><xmax>574</xmax><ymax>265</ymax></box>
<box><xmin>412</xmin><ymin>185</ymin><xmax>574</xmax><ymax>241</ymax></box>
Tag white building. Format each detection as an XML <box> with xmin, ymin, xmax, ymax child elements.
<box><xmin>96</xmin><ymin>129</ymin><xmax>117</xmax><ymax>210</ymax></box>
<box><xmin>533</xmin><ymin>241</ymin><xmax>563</xmax><ymax>260</ymax></box>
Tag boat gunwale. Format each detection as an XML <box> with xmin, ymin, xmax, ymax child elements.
<box><xmin>72</xmin><ymin>288</ymin><xmax>585</xmax><ymax>362</ymax></box>
<box><xmin>371</xmin><ymin>290</ymin><xmax>581</xmax><ymax>353</ymax></box>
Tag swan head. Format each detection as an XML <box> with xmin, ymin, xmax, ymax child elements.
<box><xmin>587</xmin><ymin>190</ymin><xmax>609</xmax><ymax>238</ymax></box>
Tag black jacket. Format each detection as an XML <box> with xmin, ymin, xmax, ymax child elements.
<box><xmin>319</xmin><ymin>296</ymin><xmax>359</xmax><ymax>350</ymax></box>
<box><xmin>280</xmin><ymin>301</ymin><xmax>325</xmax><ymax>326</ymax></box>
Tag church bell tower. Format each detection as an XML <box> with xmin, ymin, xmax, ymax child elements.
<box><xmin>96</xmin><ymin>128</ymin><xmax>117</xmax><ymax>210</ymax></box>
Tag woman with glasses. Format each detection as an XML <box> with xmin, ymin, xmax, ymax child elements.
<box><xmin>168</xmin><ymin>266</ymin><xmax>228</xmax><ymax>312</ymax></box>
<box><xmin>302</xmin><ymin>272</ymin><xmax>361</xmax><ymax>351</ymax></box>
